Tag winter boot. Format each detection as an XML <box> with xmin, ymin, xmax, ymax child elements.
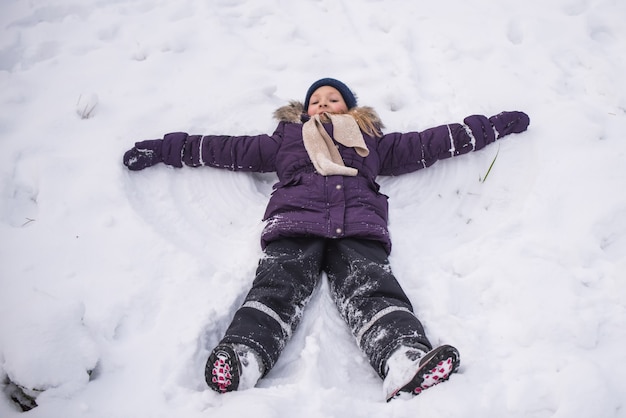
<box><xmin>205</xmin><ymin>344</ymin><xmax>264</xmax><ymax>393</ymax></box>
<box><xmin>384</xmin><ymin>344</ymin><xmax>460</xmax><ymax>402</ymax></box>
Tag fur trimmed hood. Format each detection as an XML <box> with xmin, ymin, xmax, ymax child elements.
<box><xmin>273</xmin><ymin>101</ymin><xmax>385</xmax><ymax>131</ymax></box>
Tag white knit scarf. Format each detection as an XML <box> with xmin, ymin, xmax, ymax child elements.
<box><xmin>302</xmin><ymin>113</ymin><xmax>369</xmax><ymax>176</ymax></box>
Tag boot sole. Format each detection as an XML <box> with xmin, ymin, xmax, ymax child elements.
<box><xmin>386</xmin><ymin>344</ymin><xmax>460</xmax><ymax>402</ymax></box>
<box><xmin>206</xmin><ymin>345</ymin><xmax>240</xmax><ymax>393</ymax></box>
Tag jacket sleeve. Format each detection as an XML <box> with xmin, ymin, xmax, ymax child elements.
<box><xmin>159</xmin><ymin>123</ymin><xmax>285</xmax><ymax>173</ymax></box>
<box><xmin>376</xmin><ymin>115</ymin><xmax>501</xmax><ymax>176</ymax></box>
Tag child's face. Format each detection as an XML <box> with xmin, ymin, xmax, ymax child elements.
<box><xmin>307</xmin><ymin>86</ymin><xmax>349</xmax><ymax>116</ymax></box>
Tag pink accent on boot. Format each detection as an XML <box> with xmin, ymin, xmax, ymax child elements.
<box><xmin>206</xmin><ymin>345</ymin><xmax>240</xmax><ymax>394</ymax></box>
<box><xmin>212</xmin><ymin>354</ymin><xmax>233</xmax><ymax>392</ymax></box>
<box><xmin>414</xmin><ymin>356</ymin><xmax>455</xmax><ymax>394</ymax></box>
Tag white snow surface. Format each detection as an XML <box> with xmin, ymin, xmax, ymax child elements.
<box><xmin>1</xmin><ymin>0</ymin><xmax>626</xmax><ymax>417</ymax></box>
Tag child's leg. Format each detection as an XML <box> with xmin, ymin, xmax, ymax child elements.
<box><xmin>210</xmin><ymin>237</ymin><xmax>325</xmax><ymax>387</ymax></box>
<box><xmin>323</xmin><ymin>238</ymin><xmax>432</xmax><ymax>378</ymax></box>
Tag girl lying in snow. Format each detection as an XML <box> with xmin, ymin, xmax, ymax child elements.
<box><xmin>123</xmin><ymin>78</ymin><xmax>529</xmax><ymax>401</ymax></box>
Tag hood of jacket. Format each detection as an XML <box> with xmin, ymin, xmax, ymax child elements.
<box><xmin>273</xmin><ymin>101</ymin><xmax>384</xmax><ymax>130</ymax></box>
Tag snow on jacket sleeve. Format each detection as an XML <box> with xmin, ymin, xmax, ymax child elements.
<box><xmin>376</xmin><ymin>114</ymin><xmax>500</xmax><ymax>176</ymax></box>
<box><xmin>159</xmin><ymin>125</ymin><xmax>284</xmax><ymax>173</ymax></box>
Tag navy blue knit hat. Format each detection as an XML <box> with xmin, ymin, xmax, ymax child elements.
<box><xmin>304</xmin><ymin>78</ymin><xmax>358</xmax><ymax>110</ymax></box>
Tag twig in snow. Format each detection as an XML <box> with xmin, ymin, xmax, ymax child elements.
<box><xmin>21</xmin><ymin>217</ymin><xmax>36</xmax><ymax>227</ymax></box>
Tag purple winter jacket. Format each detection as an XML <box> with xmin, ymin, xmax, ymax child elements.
<box><xmin>157</xmin><ymin>104</ymin><xmax>517</xmax><ymax>254</ymax></box>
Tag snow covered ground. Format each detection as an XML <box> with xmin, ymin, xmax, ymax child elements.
<box><xmin>1</xmin><ymin>0</ymin><xmax>626</xmax><ymax>416</ymax></box>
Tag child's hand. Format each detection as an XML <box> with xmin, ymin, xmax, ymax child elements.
<box><xmin>489</xmin><ymin>111</ymin><xmax>530</xmax><ymax>138</ymax></box>
<box><xmin>123</xmin><ymin>139</ymin><xmax>163</xmax><ymax>170</ymax></box>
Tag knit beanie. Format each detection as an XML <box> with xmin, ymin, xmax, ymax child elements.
<box><xmin>304</xmin><ymin>78</ymin><xmax>358</xmax><ymax>110</ymax></box>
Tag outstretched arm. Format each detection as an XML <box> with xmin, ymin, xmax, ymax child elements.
<box><xmin>123</xmin><ymin>126</ymin><xmax>284</xmax><ymax>173</ymax></box>
<box><xmin>377</xmin><ymin>111</ymin><xmax>529</xmax><ymax>176</ymax></box>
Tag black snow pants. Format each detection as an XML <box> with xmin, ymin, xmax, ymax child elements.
<box><xmin>219</xmin><ymin>237</ymin><xmax>432</xmax><ymax>379</ymax></box>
